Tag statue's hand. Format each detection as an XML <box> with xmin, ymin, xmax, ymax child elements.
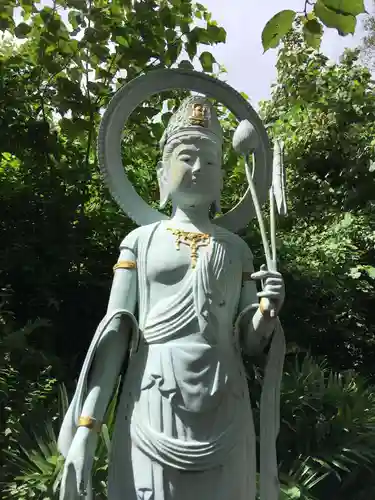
<box><xmin>251</xmin><ymin>264</ymin><xmax>285</xmax><ymax>315</ymax></box>
<box><xmin>59</xmin><ymin>427</ymin><xmax>97</xmax><ymax>500</ymax></box>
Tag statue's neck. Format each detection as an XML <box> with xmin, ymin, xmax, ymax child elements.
<box><xmin>170</xmin><ymin>205</ymin><xmax>213</xmax><ymax>233</ymax></box>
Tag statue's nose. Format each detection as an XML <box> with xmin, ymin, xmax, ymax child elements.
<box><xmin>192</xmin><ymin>158</ymin><xmax>201</xmax><ymax>174</ymax></box>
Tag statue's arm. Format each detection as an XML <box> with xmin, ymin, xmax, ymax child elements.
<box><xmin>238</xmin><ymin>242</ymin><xmax>277</xmax><ymax>356</ymax></box>
<box><xmin>57</xmin><ymin>231</ymin><xmax>139</xmax><ymax>497</ymax></box>
<box><xmin>78</xmin><ymin>231</ymin><xmax>138</xmax><ymax>423</ymax></box>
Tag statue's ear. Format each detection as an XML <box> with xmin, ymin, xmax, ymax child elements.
<box><xmin>157</xmin><ymin>161</ymin><xmax>169</xmax><ymax>209</ymax></box>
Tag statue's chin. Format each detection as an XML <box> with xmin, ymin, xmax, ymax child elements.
<box><xmin>172</xmin><ymin>191</ymin><xmax>214</xmax><ymax>210</ymax></box>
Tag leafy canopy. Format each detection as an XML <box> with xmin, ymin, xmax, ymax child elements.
<box><xmin>261</xmin><ymin>29</ymin><xmax>375</xmax><ymax>377</ymax></box>
<box><xmin>0</xmin><ymin>1</ymin><xmax>227</xmax><ymax>496</ymax></box>
<box><xmin>262</xmin><ymin>0</ymin><xmax>366</xmax><ymax>52</ymax></box>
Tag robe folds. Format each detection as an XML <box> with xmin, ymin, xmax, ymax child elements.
<box><xmin>58</xmin><ymin>222</ymin><xmax>285</xmax><ymax>500</ymax></box>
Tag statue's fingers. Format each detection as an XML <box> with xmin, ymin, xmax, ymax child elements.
<box><xmin>77</xmin><ymin>472</ymin><xmax>86</xmax><ymax>498</ymax></box>
<box><xmin>66</xmin><ymin>464</ymin><xmax>79</xmax><ymax>500</ymax></box>
<box><xmin>85</xmin><ymin>477</ymin><xmax>94</xmax><ymax>500</ymax></box>
<box><xmin>251</xmin><ymin>270</ymin><xmax>271</xmax><ymax>280</ymax></box>
<box><xmin>250</xmin><ymin>271</ymin><xmax>265</xmax><ymax>280</ymax></box>
<box><xmin>264</xmin><ymin>278</ymin><xmax>282</xmax><ymax>286</ymax></box>
<box><xmin>59</xmin><ymin>476</ymin><xmax>65</xmax><ymax>500</ymax></box>
<box><xmin>252</xmin><ymin>270</ymin><xmax>281</xmax><ymax>282</ymax></box>
<box><xmin>59</xmin><ymin>465</ymin><xmax>70</xmax><ymax>500</ymax></box>
<box><xmin>82</xmin><ymin>463</ymin><xmax>92</xmax><ymax>499</ymax></box>
<box><xmin>257</xmin><ymin>290</ymin><xmax>280</xmax><ymax>299</ymax></box>
<box><xmin>263</xmin><ymin>284</ymin><xmax>282</xmax><ymax>292</ymax></box>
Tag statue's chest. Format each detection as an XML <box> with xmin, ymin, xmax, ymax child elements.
<box><xmin>146</xmin><ymin>229</ymin><xmax>211</xmax><ymax>285</ymax></box>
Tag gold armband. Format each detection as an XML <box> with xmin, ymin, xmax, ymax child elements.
<box><xmin>113</xmin><ymin>260</ymin><xmax>137</xmax><ymax>272</ymax></box>
<box><xmin>77</xmin><ymin>416</ymin><xmax>102</xmax><ymax>432</ymax></box>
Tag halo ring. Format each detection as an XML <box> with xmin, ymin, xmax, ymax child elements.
<box><xmin>97</xmin><ymin>68</ymin><xmax>272</xmax><ymax>233</ymax></box>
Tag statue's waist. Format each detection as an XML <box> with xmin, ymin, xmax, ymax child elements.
<box><xmin>141</xmin><ymin>331</ymin><xmax>230</xmax><ymax>346</ymax></box>
<box><xmin>134</xmin><ymin>341</ymin><xmax>244</xmax><ymax>413</ymax></box>
<box><xmin>139</xmin><ymin>319</ymin><xmax>235</xmax><ymax>347</ymax></box>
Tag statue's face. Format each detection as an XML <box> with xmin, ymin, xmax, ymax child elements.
<box><xmin>165</xmin><ymin>136</ymin><xmax>222</xmax><ymax>208</ymax></box>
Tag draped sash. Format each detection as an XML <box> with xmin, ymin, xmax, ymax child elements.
<box><xmin>130</xmin><ymin>223</ymin><xmax>250</xmax><ymax>471</ymax></box>
<box><xmin>58</xmin><ymin>222</ymin><xmax>284</xmax><ymax>500</ymax></box>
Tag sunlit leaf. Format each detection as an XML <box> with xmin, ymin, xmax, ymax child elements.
<box><xmin>14</xmin><ymin>22</ymin><xmax>32</xmax><ymax>38</ymax></box>
<box><xmin>315</xmin><ymin>0</ymin><xmax>356</xmax><ymax>35</ymax></box>
<box><xmin>262</xmin><ymin>10</ymin><xmax>296</xmax><ymax>51</ymax></box>
<box><xmin>178</xmin><ymin>60</ymin><xmax>194</xmax><ymax>70</ymax></box>
<box><xmin>199</xmin><ymin>51</ymin><xmax>215</xmax><ymax>72</ymax></box>
<box><xmin>322</xmin><ymin>0</ymin><xmax>366</xmax><ymax>17</ymax></box>
<box><xmin>303</xmin><ymin>18</ymin><xmax>323</xmax><ymax>49</ymax></box>
<box><xmin>206</xmin><ymin>24</ymin><xmax>226</xmax><ymax>43</ymax></box>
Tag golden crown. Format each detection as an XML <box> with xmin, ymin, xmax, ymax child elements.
<box><xmin>160</xmin><ymin>95</ymin><xmax>223</xmax><ymax>150</ymax></box>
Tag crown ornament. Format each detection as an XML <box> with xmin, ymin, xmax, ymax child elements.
<box><xmin>159</xmin><ymin>95</ymin><xmax>223</xmax><ymax>151</ymax></box>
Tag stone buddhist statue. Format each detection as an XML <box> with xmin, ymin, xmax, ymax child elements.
<box><xmin>58</xmin><ymin>72</ymin><xmax>286</xmax><ymax>500</ymax></box>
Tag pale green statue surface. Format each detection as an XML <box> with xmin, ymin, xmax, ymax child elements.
<box><xmin>58</xmin><ymin>82</ymin><xmax>285</xmax><ymax>500</ymax></box>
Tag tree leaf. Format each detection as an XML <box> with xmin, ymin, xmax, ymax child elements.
<box><xmin>59</xmin><ymin>118</ymin><xmax>89</xmax><ymax>140</ymax></box>
<box><xmin>199</xmin><ymin>51</ymin><xmax>215</xmax><ymax>72</ymax></box>
<box><xmin>206</xmin><ymin>24</ymin><xmax>226</xmax><ymax>43</ymax></box>
<box><xmin>261</xmin><ymin>10</ymin><xmax>296</xmax><ymax>52</ymax></box>
<box><xmin>14</xmin><ymin>22</ymin><xmax>32</xmax><ymax>39</ymax></box>
<box><xmin>178</xmin><ymin>60</ymin><xmax>194</xmax><ymax>70</ymax></box>
<box><xmin>68</xmin><ymin>10</ymin><xmax>84</xmax><ymax>30</ymax></box>
<box><xmin>161</xmin><ymin>112</ymin><xmax>173</xmax><ymax>127</ymax></box>
<box><xmin>185</xmin><ymin>39</ymin><xmax>197</xmax><ymax>59</ymax></box>
<box><xmin>315</xmin><ymin>0</ymin><xmax>356</xmax><ymax>35</ymax></box>
<box><xmin>303</xmin><ymin>18</ymin><xmax>323</xmax><ymax>49</ymax></box>
<box><xmin>365</xmin><ymin>266</ymin><xmax>375</xmax><ymax>279</ymax></box>
<box><xmin>321</xmin><ymin>0</ymin><xmax>366</xmax><ymax>17</ymax></box>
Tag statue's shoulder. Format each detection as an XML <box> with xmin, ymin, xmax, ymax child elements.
<box><xmin>119</xmin><ymin>223</ymin><xmax>159</xmax><ymax>254</ymax></box>
<box><xmin>214</xmin><ymin>225</ymin><xmax>253</xmax><ymax>261</ymax></box>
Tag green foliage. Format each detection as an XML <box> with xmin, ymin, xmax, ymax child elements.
<box><xmin>278</xmin><ymin>356</ymin><xmax>375</xmax><ymax>499</ymax></box>
<box><xmin>261</xmin><ymin>0</ymin><xmax>366</xmax><ymax>51</ymax></box>
<box><xmin>199</xmin><ymin>50</ymin><xmax>216</xmax><ymax>72</ymax></box>
<box><xmin>260</xmin><ymin>30</ymin><xmax>375</xmax><ymax>377</ymax></box>
<box><xmin>0</xmin><ymin>0</ymin><xmax>227</xmax><ymax>495</ymax></box>
<box><xmin>262</xmin><ymin>10</ymin><xmax>296</xmax><ymax>52</ymax></box>
<box><xmin>3</xmin><ymin>388</ymin><xmax>66</xmax><ymax>499</ymax></box>
<box><xmin>2</xmin><ymin>1</ymin><xmax>375</xmax><ymax>498</ymax></box>
<box><xmin>3</xmin><ymin>381</ymin><xmax>128</xmax><ymax>499</ymax></box>
<box><xmin>254</xmin><ymin>29</ymin><xmax>375</xmax><ymax>497</ymax></box>
<box><xmin>360</xmin><ymin>3</ymin><xmax>375</xmax><ymax>70</ymax></box>
<box><xmin>0</xmin><ymin>0</ymin><xmax>225</xmax><ymax>365</ymax></box>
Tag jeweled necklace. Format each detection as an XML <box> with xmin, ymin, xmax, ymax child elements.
<box><xmin>167</xmin><ymin>228</ymin><xmax>211</xmax><ymax>269</ymax></box>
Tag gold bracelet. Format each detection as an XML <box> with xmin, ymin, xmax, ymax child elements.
<box><xmin>113</xmin><ymin>260</ymin><xmax>137</xmax><ymax>272</ymax></box>
<box><xmin>77</xmin><ymin>416</ymin><xmax>102</xmax><ymax>432</ymax></box>
<box><xmin>259</xmin><ymin>297</ymin><xmax>276</xmax><ymax>318</ymax></box>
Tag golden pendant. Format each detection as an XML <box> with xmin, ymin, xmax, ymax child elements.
<box><xmin>167</xmin><ymin>228</ymin><xmax>211</xmax><ymax>269</ymax></box>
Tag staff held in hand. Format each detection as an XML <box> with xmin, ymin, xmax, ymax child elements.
<box><xmin>232</xmin><ymin>120</ymin><xmax>286</xmax><ymax>318</ymax></box>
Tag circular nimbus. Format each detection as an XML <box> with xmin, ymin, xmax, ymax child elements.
<box><xmin>97</xmin><ymin>68</ymin><xmax>272</xmax><ymax>233</ymax></box>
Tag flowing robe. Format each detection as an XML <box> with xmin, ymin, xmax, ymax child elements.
<box><xmin>58</xmin><ymin>221</ymin><xmax>285</xmax><ymax>500</ymax></box>
<box><xmin>108</xmin><ymin>222</ymin><xmax>255</xmax><ymax>500</ymax></box>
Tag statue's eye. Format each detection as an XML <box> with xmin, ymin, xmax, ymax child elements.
<box><xmin>179</xmin><ymin>156</ymin><xmax>191</xmax><ymax>163</ymax></box>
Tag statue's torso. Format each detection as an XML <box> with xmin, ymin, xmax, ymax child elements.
<box><xmin>123</xmin><ymin>222</ymin><xmax>248</xmax><ymax>437</ymax></box>
<box><xmin>143</xmin><ymin>222</ymin><xmax>242</xmax><ymax>343</ymax></box>
<box><xmin>147</xmin><ymin>224</ymin><xmax>199</xmax><ymax>312</ymax></box>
